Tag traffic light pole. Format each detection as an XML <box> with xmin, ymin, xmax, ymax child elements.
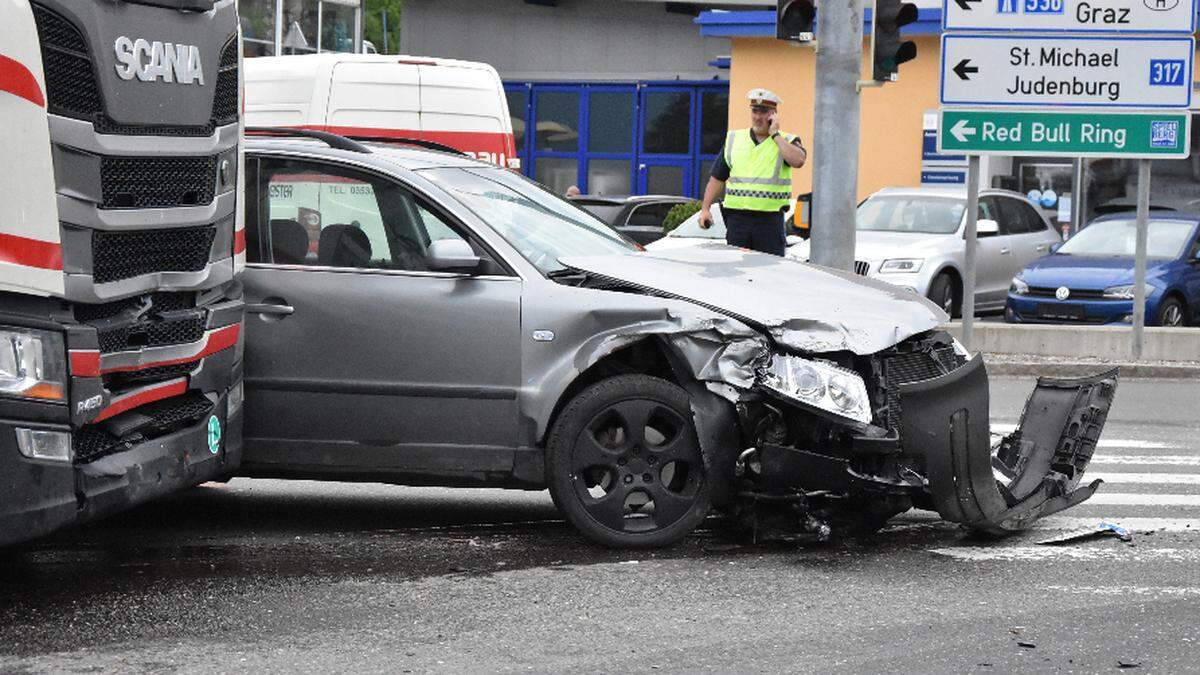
<box><xmin>809</xmin><ymin>0</ymin><xmax>865</xmax><ymax>272</ymax></box>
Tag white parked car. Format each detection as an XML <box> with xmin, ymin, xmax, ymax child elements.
<box><xmin>645</xmin><ymin>204</ymin><xmax>807</xmax><ymax>257</ymax></box>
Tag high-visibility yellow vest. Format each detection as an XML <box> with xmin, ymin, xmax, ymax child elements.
<box><xmin>722</xmin><ymin>129</ymin><xmax>795</xmax><ymax>212</ymax></box>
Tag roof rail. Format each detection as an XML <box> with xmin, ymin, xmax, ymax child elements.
<box><xmin>341</xmin><ymin>135</ymin><xmax>469</xmax><ymax>157</ymax></box>
<box><xmin>244</xmin><ymin>127</ymin><xmax>372</xmax><ymax>154</ymax></box>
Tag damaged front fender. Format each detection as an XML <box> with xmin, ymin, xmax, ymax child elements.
<box><xmin>901</xmin><ymin>356</ymin><xmax>1118</xmax><ymax>535</ymax></box>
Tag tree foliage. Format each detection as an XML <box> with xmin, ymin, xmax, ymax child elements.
<box><xmin>662</xmin><ymin>201</ymin><xmax>702</xmax><ymax>233</ymax></box>
<box><xmin>363</xmin><ymin>0</ymin><xmax>402</xmax><ymax>54</ymax></box>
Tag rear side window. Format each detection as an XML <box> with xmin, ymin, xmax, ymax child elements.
<box><xmin>250</xmin><ymin>157</ymin><xmax>473</xmax><ymax>272</ymax></box>
<box><xmin>627</xmin><ymin>202</ymin><xmax>677</xmax><ymax>229</ymax></box>
<box><xmin>988</xmin><ymin>197</ymin><xmax>1027</xmax><ymax>235</ymax></box>
<box><xmin>1017</xmin><ymin>200</ymin><xmax>1051</xmax><ymax>234</ymax></box>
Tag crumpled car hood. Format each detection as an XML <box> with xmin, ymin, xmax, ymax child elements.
<box><xmin>559</xmin><ymin>245</ymin><xmax>948</xmax><ymax>355</ymax></box>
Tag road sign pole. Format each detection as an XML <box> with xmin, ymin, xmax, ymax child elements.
<box><xmin>1132</xmin><ymin>158</ymin><xmax>1150</xmax><ymax>360</ymax></box>
<box><xmin>962</xmin><ymin>155</ymin><xmax>980</xmax><ymax>349</ymax></box>
<box><xmin>810</xmin><ymin>0</ymin><xmax>865</xmax><ymax>271</ymax></box>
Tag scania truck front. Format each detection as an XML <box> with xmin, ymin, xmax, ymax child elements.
<box><xmin>0</xmin><ymin>0</ymin><xmax>244</xmax><ymax>545</ymax></box>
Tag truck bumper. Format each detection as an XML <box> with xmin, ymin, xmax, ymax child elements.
<box><xmin>900</xmin><ymin>355</ymin><xmax>1118</xmax><ymax>535</ymax></box>
<box><xmin>0</xmin><ymin>385</ymin><xmax>242</xmax><ymax>547</ymax></box>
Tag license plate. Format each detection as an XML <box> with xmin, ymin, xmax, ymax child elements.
<box><xmin>1037</xmin><ymin>303</ymin><xmax>1085</xmax><ymax>321</ymax></box>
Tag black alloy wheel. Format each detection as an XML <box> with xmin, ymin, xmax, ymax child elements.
<box><xmin>546</xmin><ymin>375</ymin><xmax>711</xmax><ymax>548</ymax></box>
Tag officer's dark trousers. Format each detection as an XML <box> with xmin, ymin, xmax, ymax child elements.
<box><xmin>723</xmin><ymin>208</ymin><xmax>786</xmax><ymax>256</ymax></box>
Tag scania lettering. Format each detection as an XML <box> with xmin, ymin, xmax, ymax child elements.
<box><xmin>113</xmin><ymin>36</ymin><xmax>205</xmax><ymax>85</ymax></box>
<box><xmin>0</xmin><ymin>0</ymin><xmax>244</xmax><ymax>546</ymax></box>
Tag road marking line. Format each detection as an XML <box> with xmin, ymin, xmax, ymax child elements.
<box><xmin>1092</xmin><ymin>456</ymin><xmax>1200</xmax><ymax>467</ymax></box>
<box><xmin>933</xmin><ymin>547</ymin><xmax>1200</xmax><ymax>562</ymax></box>
<box><xmin>989</xmin><ymin>425</ymin><xmax>1180</xmax><ymax>450</ymax></box>
<box><xmin>1043</xmin><ymin>585</ymin><xmax>1200</xmax><ymax>598</ymax></box>
<box><xmin>1090</xmin><ymin>472</ymin><xmax>1200</xmax><ymax>485</ymax></box>
<box><xmin>890</xmin><ymin>515</ymin><xmax>1200</xmax><ymax>532</ymax></box>
<box><xmin>1084</xmin><ymin>493</ymin><xmax>1200</xmax><ymax>506</ymax></box>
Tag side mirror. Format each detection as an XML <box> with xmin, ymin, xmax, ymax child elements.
<box><xmin>1050</xmin><ymin>242</ymin><xmax>1063</xmax><ymax>254</ymax></box>
<box><xmin>427</xmin><ymin>239</ymin><xmax>481</xmax><ymax>273</ymax></box>
<box><xmin>976</xmin><ymin>219</ymin><xmax>1000</xmax><ymax>237</ymax></box>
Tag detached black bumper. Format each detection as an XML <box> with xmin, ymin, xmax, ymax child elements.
<box><xmin>0</xmin><ymin>386</ymin><xmax>242</xmax><ymax>547</ymax></box>
<box><xmin>900</xmin><ymin>355</ymin><xmax>1118</xmax><ymax>535</ymax></box>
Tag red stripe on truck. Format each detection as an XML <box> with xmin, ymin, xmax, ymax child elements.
<box><xmin>299</xmin><ymin>125</ymin><xmax>517</xmax><ymax>165</ymax></box>
<box><xmin>94</xmin><ymin>378</ymin><xmax>188</xmax><ymax>422</ymax></box>
<box><xmin>0</xmin><ymin>55</ymin><xmax>45</xmax><ymax>108</ymax></box>
<box><xmin>70</xmin><ymin>350</ymin><xmax>101</xmax><ymax>377</ymax></box>
<box><xmin>0</xmin><ymin>232</ymin><xmax>62</xmax><ymax>270</ymax></box>
<box><xmin>100</xmin><ymin>324</ymin><xmax>241</xmax><ymax>374</ymax></box>
<box><xmin>233</xmin><ymin>228</ymin><xmax>246</xmax><ymax>254</ymax></box>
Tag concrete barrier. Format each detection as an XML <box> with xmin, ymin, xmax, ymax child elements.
<box><xmin>942</xmin><ymin>322</ymin><xmax>1200</xmax><ymax>363</ymax></box>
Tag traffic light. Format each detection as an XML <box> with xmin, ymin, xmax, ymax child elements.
<box><xmin>871</xmin><ymin>0</ymin><xmax>918</xmax><ymax>81</ymax></box>
<box><xmin>776</xmin><ymin>0</ymin><xmax>815</xmax><ymax>42</ymax></box>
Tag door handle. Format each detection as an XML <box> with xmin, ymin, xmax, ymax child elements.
<box><xmin>245</xmin><ymin>302</ymin><xmax>294</xmax><ymax>316</ymax></box>
<box><xmin>1000</xmin><ymin>247</ymin><xmax>1011</xmax><ymax>255</ymax></box>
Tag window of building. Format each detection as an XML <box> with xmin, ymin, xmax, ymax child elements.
<box><xmin>642</xmin><ymin>91</ymin><xmax>691</xmax><ymax>155</ymax></box>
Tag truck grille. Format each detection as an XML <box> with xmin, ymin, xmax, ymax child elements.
<box><xmin>92</xmin><ymin>225</ymin><xmax>216</xmax><ymax>284</ymax></box>
<box><xmin>74</xmin><ymin>392</ymin><xmax>214</xmax><ymax>464</ymax></box>
<box><xmin>32</xmin><ymin>3</ymin><xmax>235</xmax><ymax>136</ymax></box>
<box><xmin>103</xmin><ymin>361</ymin><xmax>199</xmax><ymax>391</ymax></box>
<box><xmin>96</xmin><ymin>314</ymin><xmax>207</xmax><ymax>354</ymax></box>
<box><xmin>73</xmin><ymin>291</ymin><xmax>195</xmax><ymax>322</ymax></box>
<box><xmin>101</xmin><ymin>156</ymin><xmax>216</xmax><ymax>209</ymax></box>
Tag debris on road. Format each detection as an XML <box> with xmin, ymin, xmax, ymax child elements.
<box><xmin>1037</xmin><ymin>522</ymin><xmax>1132</xmax><ymax>546</ymax></box>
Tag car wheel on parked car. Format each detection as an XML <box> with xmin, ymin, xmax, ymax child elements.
<box><xmin>1157</xmin><ymin>297</ymin><xmax>1187</xmax><ymax>327</ymax></box>
<box><xmin>927</xmin><ymin>272</ymin><xmax>958</xmax><ymax>318</ymax></box>
<box><xmin>545</xmin><ymin>375</ymin><xmax>712</xmax><ymax>548</ymax></box>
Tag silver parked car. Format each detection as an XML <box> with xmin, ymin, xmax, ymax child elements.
<box><xmin>852</xmin><ymin>187</ymin><xmax>1062</xmax><ymax>316</ymax></box>
<box><xmin>238</xmin><ymin>132</ymin><xmax>1115</xmax><ymax>548</ymax></box>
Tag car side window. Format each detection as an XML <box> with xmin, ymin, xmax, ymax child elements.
<box><xmin>1018</xmin><ymin>201</ymin><xmax>1050</xmax><ymax>235</ymax></box>
<box><xmin>256</xmin><ymin>157</ymin><xmax>472</xmax><ymax>272</ymax></box>
<box><xmin>998</xmin><ymin>198</ymin><xmax>1035</xmax><ymax>235</ymax></box>
<box><xmin>977</xmin><ymin>198</ymin><xmax>994</xmax><ymax>223</ymax></box>
<box><xmin>627</xmin><ymin>203</ymin><xmax>675</xmax><ymax>229</ymax></box>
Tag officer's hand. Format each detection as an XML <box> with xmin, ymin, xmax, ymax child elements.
<box><xmin>768</xmin><ymin>113</ymin><xmax>780</xmax><ymax>137</ymax></box>
<box><xmin>698</xmin><ymin>208</ymin><xmax>712</xmax><ymax>229</ymax></box>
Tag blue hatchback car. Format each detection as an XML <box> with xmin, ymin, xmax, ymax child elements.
<box><xmin>1006</xmin><ymin>213</ymin><xmax>1200</xmax><ymax>327</ymax></box>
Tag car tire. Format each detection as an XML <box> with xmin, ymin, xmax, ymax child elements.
<box><xmin>545</xmin><ymin>374</ymin><xmax>711</xmax><ymax>548</ymax></box>
<box><xmin>927</xmin><ymin>272</ymin><xmax>959</xmax><ymax>318</ymax></box>
<box><xmin>1156</xmin><ymin>296</ymin><xmax>1188</xmax><ymax>327</ymax></box>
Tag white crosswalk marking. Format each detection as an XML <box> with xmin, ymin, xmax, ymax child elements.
<box><xmin>1087</xmin><ymin>493</ymin><xmax>1200</xmax><ymax>506</ymax></box>
<box><xmin>1091</xmin><ymin>455</ymin><xmax>1200</xmax><ymax>466</ymax></box>
<box><xmin>1090</xmin><ymin>473</ymin><xmax>1200</xmax><ymax>485</ymax></box>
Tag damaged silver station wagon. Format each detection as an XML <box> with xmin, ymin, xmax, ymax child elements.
<box><xmin>239</xmin><ymin>131</ymin><xmax>1118</xmax><ymax>548</ymax></box>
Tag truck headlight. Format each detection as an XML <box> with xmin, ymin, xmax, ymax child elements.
<box><xmin>878</xmin><ymin>258</ymin><xmax>923</xmax><ymax>273</ymax></box>
<box><xmin>1010</xmin><ymin>276</ymin><xmax>1029</xmax><ymax>295</ymax></box>
<box><xmin>0</xmin><ymin>328</ymin><xmax>66</xmax><ymax>402</ymax></box>
<box><xmin>762</xmin><ymin>355</ymin><xmax>872</xmax><ymax>425</ymax></box>
<box><xmin>1103</xmin><ymin>282</ymin><xmax>1156</xmax><ymax>300</ymax></box>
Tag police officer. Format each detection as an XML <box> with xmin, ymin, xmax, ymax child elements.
<box><xmin>699</xmin><ymin>88</ymin><xmax>807</xmax><ymax>256</ymax></box>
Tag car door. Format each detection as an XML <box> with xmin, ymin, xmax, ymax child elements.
<box><xmin>973</xmin><ymin>196</ymin><xmax>1015</xmax><ymax>308</ymax></box>
<box><xmin>621</xmin><ymin>201</ymin><xmax>677</xmax><ymax>245</ymax></box>
<box><xmin>240</xmin><ymin>154</ymin><xmax>523</xmax><ymax>477</ymax></box>
<box><xmin>1001</xmin><ymin>196</ymin><xmax>1057</xmax><ymax>273</ymax></box>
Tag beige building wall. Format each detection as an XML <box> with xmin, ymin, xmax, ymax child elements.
<box><xmin>727</xmin><ymin>35</ymin><xmax>942</xmax><ymax>202</ymax></box>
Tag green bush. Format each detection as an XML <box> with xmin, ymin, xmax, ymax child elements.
<box><xmin>662</xmin><ymin>200</ymin><xmax>701</xmax><ymax>233</ymax></box>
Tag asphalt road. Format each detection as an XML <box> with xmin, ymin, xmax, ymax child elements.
<box><xmin>1</xmin><ymin>376</ymin><xmax>1197</xmax><ymax>674</ymax></box>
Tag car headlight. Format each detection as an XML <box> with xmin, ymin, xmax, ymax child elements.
<box><xmin>1103</xmin><ymin>282</ymin><xmax>1157</xmax><ymax>300</ymax></box>
<box><xmin>1010</xmin><ymin>276</ymin><xmax>1029</xmax><ymax>295</ymax></box>
<box><xmin>0</xmin><ymin>328</ymin><xmax>66</xmax><ymax>402</ymax></box>
<box><xmin>878</xmin><ymin>258</ymin><xmax>923</xmax><ymax>274</ymax></box>
<box><xmin>761</xmin><ymin>355</ymin><xmax>872</xmax><ymax>426</ymax></box>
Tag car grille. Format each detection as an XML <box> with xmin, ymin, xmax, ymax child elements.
<box><xmin>101</xmin><ymin>156</ymin><xmax>216</xmax><ymax>209</ymax></box>
<box><xmin>854</xmin><ymin>261</ymin><xmax>870</xmax><ymax>276</ymax></box>
<box><xmin>1027</xmin><ymin>286</ymin><xmax>1107</xmax><ymax>300</ymax></box>
<box><xmin>92</xmin><ymin>225</ymin><xmax>216</xmax><ymax>284</ymax></box>
<box><xmin>32</xmin><ymin>4</ymin><xmax>234</xmax><ymax>136</ymax></box>
<box><xmin>74</xmin><ymin>392</ymin><xmax>214</xmax><ymax>464</ymax></box>
<box><xmin>881</xmin><ymin>345</ymin><xmax>964</xmax><ymax>434</ymax></box>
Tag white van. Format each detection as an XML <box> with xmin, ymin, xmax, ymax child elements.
<box><xmin>244</xmin><ymin>53</ymin><xmax>519</xmax><ymax>169</ymax></box>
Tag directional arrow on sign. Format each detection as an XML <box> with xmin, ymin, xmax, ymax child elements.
<box><xmin>952</xmin><ymin>59</ymin><xmax>977</xmax><ymax>81</ymax></box>
<box><xmin>949</xmin><ymin>119</ymin><xmax>976</xmax><ymax>143</ymax></box>
<box><xmin>952</xmin><ymin>0</ymin><xmax>980</xmax><ymax>11</ymax></box>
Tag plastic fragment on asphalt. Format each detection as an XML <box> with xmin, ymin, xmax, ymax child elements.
<box><xmin>1036</xmin><ymin>521</ymin><xmax>1132</xmax><ymax>546</ymax></box>
<box><xmin>1117</xmin><ymin>661</ymin><xmax>1142</xmax><ymax>669</ymax></box>
<box><xmin>1017</xmin><ymin>642</ymin><xmax>1036</xmax><ymax>649</ymax></box>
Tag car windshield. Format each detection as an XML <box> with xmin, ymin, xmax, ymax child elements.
<box><xmin>420</xmin><ymin>167</ymin><xmax>639</xmax><ymax>274</ymax></box>
<box><xmin>856</xmin><ymin>195</ymin><xmax>965</xmax><ymax>234</ymax></box>
<box><xmin>1057</xmin><ymin>219</ymin><xmax>1196</xmax><ymax>258</ymax></box>
<box><xmin>669</xmin><ymin>210</ymin><xmax>725</xmax><ymax>239</ymax></box>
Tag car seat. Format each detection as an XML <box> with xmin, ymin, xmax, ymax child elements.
<box><xmin>269</xmin><ymin>219</ymin><xmax>310</xmax><ymax>265</ymax></box>
<box><xmin>318</xmin><ymin>224</ymin><xmax>373</xmax><ymax>268</ymax></box>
